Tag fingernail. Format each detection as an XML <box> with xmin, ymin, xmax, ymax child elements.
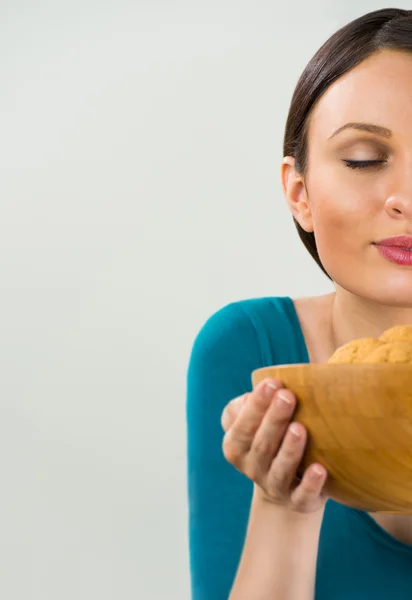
<box><xmin>264</xmin><ymin>379</ymin><xmax>280</xmax><ymax>397</ymax></box>
<box><xmin>289</xmin><ymin>423</ymin><xmax>301</xmax><ymax>437</ymax></box>
<box><xmin>277</xmin><ymin>389</ymin><xmax>293</xmax><ymax>405</ymax></box>
<box><xmin>312</xmin><ymin>465</ymin><xmax>325</xmax><ymax>477</ymax></box>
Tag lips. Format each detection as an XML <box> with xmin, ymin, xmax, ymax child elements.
<box><xmin>374</xmin><ymin>240</ymin><xmax>412</xmax><ymax>266</ymax></box>
<box><xmin>375</xmin><ymin>235</ymin><xmax>412</xmax><ymax>249</ymax></box>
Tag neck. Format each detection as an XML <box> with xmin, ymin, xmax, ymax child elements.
<box><xmin>331</xmin><ymin>285</ymin><xmax>412</xmax><ymax>351</ymax></box>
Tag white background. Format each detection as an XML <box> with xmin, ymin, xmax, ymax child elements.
<box><xmin>0</xmin><ymin>1</ymin><xmax>400</xmax><ymax>598</ymax></box>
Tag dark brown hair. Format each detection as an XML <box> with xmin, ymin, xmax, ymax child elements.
<box><xmin>283</xmin><ymin>8</ymin><xmax>412</xmax><ymax>280</ymax></box>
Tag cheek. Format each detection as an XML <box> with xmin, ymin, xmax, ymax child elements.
<box><xmin>309</xmin><ymin>185</ymin><xmax>377</xmax><ymax>268</ymax></box>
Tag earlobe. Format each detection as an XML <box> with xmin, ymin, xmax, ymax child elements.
<box><xmin>280</xmin><ymin>157</ymin><xmax>314</xmax><ymax>233</ymax></box>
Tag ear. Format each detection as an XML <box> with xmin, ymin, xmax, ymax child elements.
<box><xmin>280</xmin><ymin>157</ymin><xmax>314</xmax><ymax>233</ymax></box>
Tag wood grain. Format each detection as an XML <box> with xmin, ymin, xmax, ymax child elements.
<box><xmin>252</xmin><ymin>364</ymin><xmax>412</xmax><ymax>513</ymax></box>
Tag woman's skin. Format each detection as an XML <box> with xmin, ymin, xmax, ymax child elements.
<box><xmin>281</xmin><ymin>48</ymin><xmax>412</xmax><ymax>544</ymax></box>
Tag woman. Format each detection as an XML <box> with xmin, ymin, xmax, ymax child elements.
<box><xmin>186</xmin><ymin>8</ymin><xmax>412</xmax><ymax>599</ymax></box>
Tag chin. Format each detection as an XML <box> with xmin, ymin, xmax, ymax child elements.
<box><xmin>334</xmin><ymin>271</ymin><xmax>412</xmax><ymax>308</ymax></box>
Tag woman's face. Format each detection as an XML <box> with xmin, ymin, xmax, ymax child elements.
<box><xmin>285</xmin><ymin>49</ymin><xmax>412</xmax><ymax>307</ymax></box>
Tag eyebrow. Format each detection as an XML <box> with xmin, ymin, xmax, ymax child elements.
<box><xmin>328</xmin><ymin>122</ymin><xmax>393</xmax><ymax>140</ymax></box>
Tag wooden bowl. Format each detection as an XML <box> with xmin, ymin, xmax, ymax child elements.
<box><xmin>252</xmin><ymin>364</ymin><xmax>412</xmax><ymax>513</ymax></box>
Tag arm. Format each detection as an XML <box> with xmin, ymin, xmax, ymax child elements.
<box><xmin>186</xmin><ymin>302</ymin><xmax>325</xmax><ymax>600</ymax></box>
<box><xmin>229</xmin><ymin>488</ymin><xmax>324</xmax><ymax>600</ymax></box>
<box><xmin>186</xmin><ymin>303</ymin><xmax>263</xmax><ymax>600</ymax></box>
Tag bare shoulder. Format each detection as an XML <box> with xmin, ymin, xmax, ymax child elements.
<box><xmin>292</xmin><ymin>294</ymin><xmax>335</xmax><ymax>363</ymax></box>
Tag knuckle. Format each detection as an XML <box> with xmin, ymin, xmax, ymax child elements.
<box><xmin>222</xmin><ymin>435</ymin><xmax>240</xmax><ymax>464</ymax></box>
<box><xmin>222</xmin><ymin>431</ymin><xmax>249</xmax><ymax>465</ymax></box>
<box><xmin>268</xmin><ymin>400</ymin><xmax>293</xmax><ymax>423</ymax></box>
<box><xmin>221</xmin><ymin>405</ymin><xmax>237</xmax><ymax>431</ymax></box>
<box><xmin>282</xmin><ymin>441</ymin><xmax>300</xmax><ymax>460</ymax></box>
<box><xmin>240</xmin><ymin>418</ymin><xmax>261</xmax><ymax>437</ymax></box>
<box><xmin>222</xmin><ymin>443</ymin><xmax>240</xmax><ymax>465</ymax></box>
<box><xmin>243</xmin><ymin>463</ymin><xmax>259</xmax><ymax>482</ymax></box>
<box><xmin>291</xmin><ymin>496</ymin><xmax>308</xmax><ymax>511</ymax></box>
<box><xmin>298</xmin><ymin>476</ymin><xmax>320</xmax><ymax>497</ymax></box>
<box><xmin>250</xmin><ymin>434</ymin><xmax>274</xmax><ymax>457</ymax></box>
<box><xmin>291</xmin><ymin>486</ymin><xmax>314</xmax><ymax>509</ymax></box>
<box><xmin>280</xmin><ymin>433</ymin><xmax>301</xmax><ymax>458</ymax></box>
<box><xmin>243</xmin><ymin>460</ymin><xmax>262</xmax><ymax>483</ymax></box>
<box><xmin>268</xmin><ymin>468</ymin><xmax>287</xmax><ymax>491</ymax></box>
<box><xmin>267</xmin><ymin>409</ymin><xmax>290</xmax><ymax>428</ymax></box>
<box><xmin>233</xmin><ymin>422</ymin><xmax>255</xmax><ymax>445</ymax></box>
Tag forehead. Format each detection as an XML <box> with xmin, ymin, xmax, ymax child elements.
<box><xmin>308</xmin><ymin>50</ymin><xmax>412</xmax><ymax>142</ymax></box>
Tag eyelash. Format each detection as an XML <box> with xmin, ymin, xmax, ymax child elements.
<box><xmin>343</xmin><ymin>159</ymin><xmax>387</xmax><ymax>170</ymax></box>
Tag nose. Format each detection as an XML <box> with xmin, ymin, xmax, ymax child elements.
<box><xmin>385</xmin><ymin>195</ymin><xmax>412</xmax><ymax>220</ymax></box>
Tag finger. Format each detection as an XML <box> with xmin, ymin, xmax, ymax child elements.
<box><xmin>221</xmin><ymin>393</ymin><xmax>249</xmax><ymax>432</ymax></box>
<box><xmin>222</xmin><ymin>379</ymin><xmax>282</xmax><ymax>464</ymax></box>
<box><xmin>266</xmin><ymin>421</ymin><xmax>307</xmax><ymax>494</ymax></box>
<box><xmin>290</xmin><ymin>463</ymin><xmax>327</xmax><ymax>510</ymax></box>
<box><xmin>247</xmin><ymin>388</ymin><xmax>296</xmax><ymax>475</ymax></box>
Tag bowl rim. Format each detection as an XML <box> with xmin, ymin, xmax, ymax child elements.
<box><xmin>252</xmin><ymin>363</ymin><xmax>412</xmax><ymax>374</ymax></box>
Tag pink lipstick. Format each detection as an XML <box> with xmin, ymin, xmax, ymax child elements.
<box><xmin>374</xmin><ymin>236</ymin><xmax>412</xmax><ymax>266</ymax></box>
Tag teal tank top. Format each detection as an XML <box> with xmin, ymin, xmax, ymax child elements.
<box><xmin>186</xmin><ymin>296</ymin><xmax>412</xmax><ymax>599</ymax></box>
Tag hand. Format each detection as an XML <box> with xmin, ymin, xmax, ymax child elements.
<box><xmin>221</xmin><ymin>378</ymin><xmax>328</xmax><ymax>514</ymax></box>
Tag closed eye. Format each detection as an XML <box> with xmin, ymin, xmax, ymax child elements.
<box><xmin>343</xmin><ymin>159</ymin><xmax>387</xmax><ymax>170</ymax></box>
